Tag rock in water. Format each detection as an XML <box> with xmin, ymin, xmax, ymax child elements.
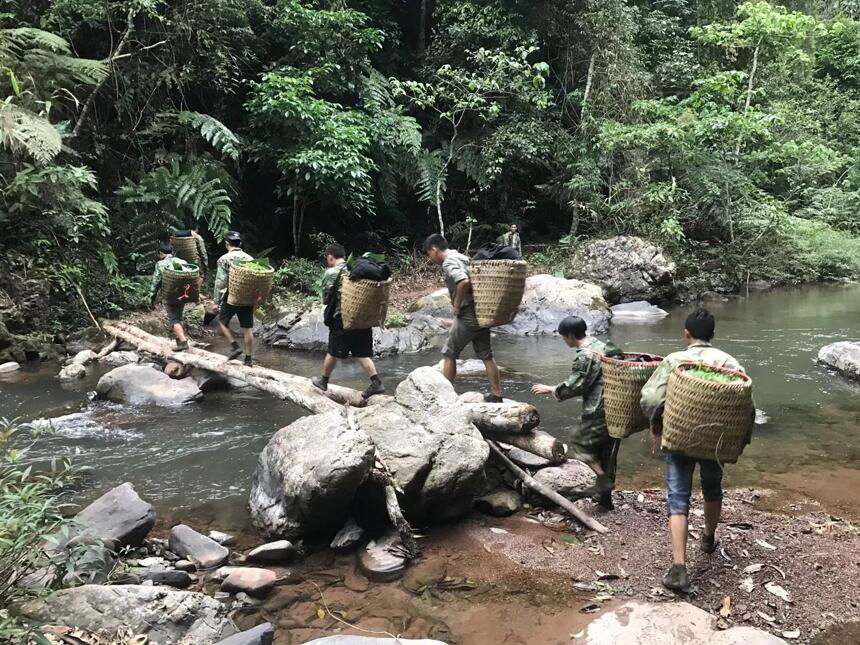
<box><xmin>96</xmin><ymin>364</ymin><xmax>202</xmax><ymax>406</ymax></box>
<box><xmin>215</xmin><ymin>623</ymin><xmax>275</xmax><ymax>645</ymax></box>
<box><xmin>330</xmin><ymin>517</ymin><xmax>365</xmax><ymax>552</ymax></box>
<box><xmin>69</xmin><ymin>349</ymin><xmax>97</xmax><ymax>366</ymax></box>
<box><xmin>247</xmin><ymin>540</ymin><xmax>294</xmax><ymax>564</ymax></box>
<box><xmin>168</xmin><ymin>524</ymin><xmax>229</xmax><ymax>569</ymax></box>
<box><xmin>358</xmin><ymin>532</ymin><xmax>407</xmax><ymax>582</ymax></box>
<box><xmin>140</xmin><ymin>569</ymin><xmax>194</xmax><ymax>589</ymax></box>
<box><xmin>15</xmin><ymin>584</ymin><xmax>238</xmax><ymax>644</ymax></box>
<box><xmin>474</xmin><ymin>489</ymin><xmax>522</xmax><ymax>517</ymax></box>
<box><xmin>610</xmin><ymin>301</ymin><xmax>669</xmax><ymax>323</ymax></box>
<box><xmin>531</xmin><ymin>462</ymin><xmax>596</xmax><ymax>501</ymax></box>
<box><xmin>818</xmin><ymin>340</ymin><xmax>860</xmax><ymax>381</ymax></box>
<box><xmin>249</xmin><ymin>410</ymin><xmax>376</xmax><ymax>539</ymax></box>
<box><xmin>71</xmin><ymin>482</ymin><xmax>155</xmax><ymax>549</ymax></box>
<box><xmin>221</xmin><ymin>568</ymin><xmax>277</xmax><ymax>598</ymax></box>
<box><xmin>164</xmin><ymin>360</ymin><xmax>190</xmax><ymax>379</ymax></box>
<box><xmin>208</xmin><ymin>530</ymin><xmax>237</xmax><ymax>546</ymax></box>
<box><xmin>175</xmin><ymin>559</ymin><xmax>196</xmax><ymax>572</ymax></box>
<box><xmin>58</xmin><ymin>362</ymin><xmax>87</xmax><ymax>380</ymax></box>
<box><xmin>0</xmin><ymin>361</ymin><xmax>20</xmax><ymax>373</ymax></box>
<box><xmin>101</xmin><ymin>350</ymin><xmax>141</xmax><ymax>366</ymax></box>
<box><xmin>571</xmin><ymin>236</ymin><xmax>677</xmax><ymax>304</ymax></box>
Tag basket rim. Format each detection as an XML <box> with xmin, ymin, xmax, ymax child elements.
<box><xmin>673</xmin><ymin>361</ymin><xmax>751</xmax><ymax>387</ymax></box>
<box><xmin>232</xmin><ymin>263</ymin><xmax>274</xmax><ymax>275</ymax></box>
<box><xmin>343</xmin><ymin>277</ymin><xmax>393</xmax><ymax>286</ymax></box>
<box><xmin>601</xmin><ymin>352</ymin><xmax>664</xmax><ymax>367</ymax></box>
<box><xmin>470</xmin><ymin>259</ymin><xmax>527</xmax><ymax>265</ymax></box>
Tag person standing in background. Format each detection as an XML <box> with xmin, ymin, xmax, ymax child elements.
<box><xmin>498</xmin><ymin>223</ymin><xmax>522</xmax><ymax>258</ymax></box>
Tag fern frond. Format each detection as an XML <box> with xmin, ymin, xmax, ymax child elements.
<box><xmin>415</xmin><ymin>149</ymin><xmax>446</xmax><ymax>207</ymax></box>
<box><xmin>0</xmin><ymin>28</ymin><xmax>72</xmax><ymax>58</ymax></box>
<box><xmin>26</xmin><ymin>52</ymin><xmax>110</xmax><ymax>84</ymax></box>
<box><xmin>149</xmin><ymin>111</ymin><xmax>242</xmax><ymax>161</ymax></box>
<box><xmin>0</xmin><ymin>103</ymin><xmax>62</xmax><ymax>162</ymax></box>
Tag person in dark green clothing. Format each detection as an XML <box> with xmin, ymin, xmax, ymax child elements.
<box><xmin>148</xmin><ymin>242</ymin><xmax>190</xmax><ymax>351</ymax></box>
<box><xmin>531</xmin><ymin>316</ymin><xmax>623</xmax><ymax>509</ymax></box>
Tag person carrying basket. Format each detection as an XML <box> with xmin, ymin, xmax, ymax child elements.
<box><xmin>212</xmin><ymin>231</ymin><xmax>255</xmax><ymax>366</ymax></box>
<box><xmin>641</xmin><ymin>308</ymin><xmax>752</xmax><ymax>592</ymax></box>
<box><xmin>148</xmin><ymin>242</ymin><xmax>191</xmax><ymax>351</ymax></box>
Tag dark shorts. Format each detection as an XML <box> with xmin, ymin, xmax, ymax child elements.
<box><xmin>441</xmin><ymin>306</ymin><xmax>492</xmax><ymax>360</ymax></box>
<box><xmin>165</xmin><ymin>302</ymin><xmax>185</xmax><ymax>325</ymax></box>
<box><xmin>664</xmin><ymin>452</ymin><xmax>723</xmax><ymax>516</ymax></box>
<box><xmin>219</xmin><ymin>303</ymin><xmax>254</xmax><ymax>329</ymax></box>
<box><xmin>328</xmin><ymin>326</ymin><xmax>373</xmax><ymax>359</ymax></box>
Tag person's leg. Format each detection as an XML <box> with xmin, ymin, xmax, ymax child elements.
<box><xmin>313</xmin><ymin>328</ymin><xmax>342</xmax><ymax>390</ymax></box>
<box><xmin>442</xmin><ymin>356</ymin><xmax>457</xmax><ymax>383</ymax></box>
<box><xmin>441</xmin><ymin>317</ymin><xmax>467</xmax><ymax>383</ymax></box>
<box><xmin>356</xmin><ymin>357</ymin><xmax>378</xmax><ymax>378</ymax></box>
<box><xmin>596</xmin><ymin>438</ymin><xmax>620</xmax><ymax>509</ymax></box>
<box><xmin>323</xmin><ymin>354</ymin><xmax>337</xmax><ymax>376</ymax></box>
<box><xmin>166</xmin><ymin>304</ymin><xmax>188</xmax><ymax>348</ymax></box>
<box><xmin>172</xmin><ymin>322</ymin><xmax>187</xmax><ymax>342</ymax></box>
<box><xmin>242</xmin><ymin>327</ymin><xmax>254</xmax><ymax>355</ymax></box>
<box><xmin>473</xmin><ymin>327</ymin><xmax>501</xmax><ymax>400</ymax></box>
<box><xmin>663</xmin><ymin>452</ymin><xmax>695</xmax><ymax>590</ymax></box>
<box><xmin>699</xmin><ymin>459</ymin><xmax>724</xmax><ymax>553</ymax></box>
<box><xmin>354</xmin><ymin>330</ymin><xmax>383</xmax><ymax>397</ymax></box>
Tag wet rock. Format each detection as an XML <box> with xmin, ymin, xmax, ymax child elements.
<box><xmin>164</xmin><ymin>360</ymin><xmax>191</xmax><ymax>379</ymax></box>
<box><xmin>571</xmin><ymin>236</ymin><xmax>677</xmax><ymax>304</ymax></box>
<box><xmin>193</xmin><ymin>369</ymin><xmax>232</xmax><ymax>392</ymax></box>
<box><xmin>343</xmin><ymin>570</ymin><xmax>370</xmax><ymax>592</ymax></box>
<box><xmin>208</xmin><ymin>530</ymin><xmax>237</xmax><ymax>546</ymax></box>
<box><xmin>175</xmin><ymin>559</ymin><xmax>197</xmax><ymax>572</ymax></box>
<box><xmin>141</xmin><ymin>569</ymin><xmax>194</xmax><ymax>589</ymax></box>
<box><xmin>531</xmin><ymin>461</ymin><xmax>596</xmax><ymax>501</ymax></box>
<box><xmin>213</xmin><ymin>566</ymin><xmax>244</xmax><ymax>581</ymax></box>
<box><xmin>58</xmin><ymin>363</ymin><xmax>87</xmax><ymax>380</ymax></box>
<box><xmin>96</xmin><ymin>364</ymin><xmax>202</xmax><ymax>406</ymax></box>
<box><xmin>168</xmin><ymin>524</ymin><xmax>229</xmax><ymax>569</ymax></box>
<box><xmin>233</xmin><ymin>592</ymin><xmax>261</xmax><ymax>607</ymax></box>
<box><xmin>68</xmin><ymin>349</ymin><xmax>97</xmax><ymax>366</ymax></box>
<box><xmin>215</xmin><ymin>622</ymin><xmax>274</xmax><ymax>645</ymax></box>
<box><xmin>474</xmin><ymin>489</ymin><xmax>522</xmax><ymax>517</ymax></box>
<box><xmin>249</xmin><ymin>410</ymin><xmax>376</xmax><ymax>540</ymax></box>
<box><xmin>501</xmin><ymin>445</ymin><xmax>552</xmax><ymax>469</ymax></box>
<box><xmin>15</xmin><ymin>584</ymin><xmax>238</xmax><ymax>644</ymax></box>
<box><xmin>0</xmin><ymin>361</ymin><xmax>20</xmax><ymax>373</ymax></box>
<box><xmin>581</xmin><ymin>600</ymin><xmax>786</xmax><ymax>644</ymax></box>
<box><xmin>221</xmin><ymin>567</ymin><xmax>277</xmax><ymax>598</ymax></box>
<box><xmin>402</xmin><ymin>559</ymin><xmax>448</xmax><ymax>593</ymax></box>
<box><xmin>496</xmin><ymin>275</ymin><xmax>611</xmax><ymax>336</ymax></box>
<box><xmin>330</xmin><ymin>517</ymin><xmax>365</xmax><ymax>553</ymax></box>
<box><xmin>818</xmin><ymin>340</ymin><xmax>860</xmax><ymax>381</ymax></box>
<box><xmin>101</xmin><ymin>350</ymin><xmax>141</xmax><ymax>366</ymax></box>
<box><xmin>247</xmin><ymin>540</ymin><xmax>294</xmax><ymax>564</ymax></box>
<box><xmin>610</xmin><ymin>300</ymin><xmax>669</xmax><ymax>323</ymax></box>
<box><xmin>434</xmin><ymin>358</ymin><xmax>490</xmax><ymax>376</ymax></box>
<box><xmin>305</xmin><ymin>638</ymin><xmax>448</xmax><ymax>645</ymax></box>
<box><xmin>358</xmin><ymin>531</ymin><xmax>407</xmax><ymax>583</ymax></box>
<box><xmin>71</xmin><ymin>483</ymin><xmax>155</xmax><ymax>549</ymax></box>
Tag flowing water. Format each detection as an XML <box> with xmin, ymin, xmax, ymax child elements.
<box><xmin>2</xmin><ymin>283</ymin><xmax>859</xmax><ymax>523</ymax></box>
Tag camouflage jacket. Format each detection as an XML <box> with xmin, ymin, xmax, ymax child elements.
<box><xmin>149</xmin><ymin>255</ymin><xmax>188</xmax><ymax>300</ymax></box>
<box><xmin>192</xmin><ymin>232</ymin><xmax>208</xmax><ymax>271</ymax></box>
<box><xmin>214</xmin><ymin>249</ymin><xmax>253</xmax><ymax>302</ymax></box>
<box><xmin>553</xmin><ymin>337</ymin><xmax>623</xmax><ymax>423</ymax></box>
<box><xmin>319</xmin><ymin>260</ymin><xmax>347</xmax><ymax>317</ymax></box>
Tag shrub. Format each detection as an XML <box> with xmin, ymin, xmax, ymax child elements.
<box><xmin>274</xmin><ymin>258</ymin><xmax>323</xmax><ymax>296</ymax></box>
<box><xmin>385</xmin><ymin>311</ymin><xmax>409</xmax><ymax>328</ymax></box>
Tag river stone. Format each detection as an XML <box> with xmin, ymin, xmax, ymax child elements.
<box><xmin>496</xmin><ymin>275</ymin><xmax>611</xmax><ymax>336</ymax></box>
<box><xmin>96</xmin><ymin>364</ymin><xmax>202</xmax><ymax>406</ymax></box>
<box><xmin>164</xmin><ymin>360</ymin><xmax>191</xmax><ymax>379</ymax></box>
<box><xmin>531</xmin><ymin>461</ymin><xmax>596</xmax><ymax>501</ymax></box>
<box><xmin>169</xmin><ymin>524</ymin><xmax>229</xmax><ymax>569</ymax></box>
<box><xmin>69</xmin><ymin>349</ymin><xmax>97</xmax><ymax>365</ymax></box>
<box><xmin>213</xmin><ymin>566</ymin><xmax>244</xmax><ymax>581</ymax></box>
<box><xmin>72</xmin><ymin>482</ymin><xmax>155</xmax><ymax>549</ymax></box>
<box><xmin>58</xmin><ymin>362</ymin><xmax>87</xmax><ymax>380</ymax></box>
<box><xmin>215</xmin><ymin>623</ymin><xmax>275</xmax><ymax>645</ymax></box>
<box><xmin>581</xmin><ymin>600</ymin><xmax>786</xmax><ymax>644</ymax></box>
<box><xmin>141</xmin><ymin>568</ymin><xmax>194</xmax><ymax>589</ymax></box>
<box><xmin>247</xmin><ymin>540</ymin><xmax>294</xmax><ymax>564</ymax></box>
<box><xmin>474</xmin><ymin>489</ymin><xmax>522</xmax><ymax>517</ymax></box>
<box><xmin>221</xmin><ymin>567</ymin><xmax>277</xmax><ymax>598</ymax></box>
<box><xmin>305</xmin><ymin>638</ymin><xmax>448</xmax><ymax>645</ymax></box>
<box><xmin>330</xmin><ymin>517</ymin><xmax>365</xmax><ymax>552</ymax></box>
<box><xmin>208</xmin><ymin>530</ymin><xmax>237</xmax><ymax>546</ymax></box>
<box><xmin>15</xmin><ymin>584</ymin><xmax>238</xmax><ymax>643</ymax></box>
<box><xmin>570</xmin><ymin>236</ymin><xmax>676</xmax><ymax>304</ymax></box>
<box><xmin>0</xmin><ymin>361</ymin><xmax>20</xmax><ymax>373</ymax></box>
<box><xmin>818</xmin><ymin>340</ymin><xmax>860</xmax><ymax>381</ymax></box>
<box><xmin>101</xmin><ymin>350</ymin><xmax>141</xmax><ymax>366</ymax></box>
<box><xmin>249</xmin><ymin>410</ymin><xmax>376</xmax><ymax>539</ymax></box>
<box><xmin>358</xmin><ymin>531</ymin><xmax>407</xmax><ymax>582</ymax></box>
<box><xmin>610</xmin><ymin>300</ymin><xmax>669</xmax><ymax>322</ymax></box>
<box><xmin>175</xmin><ymin>559</ymin><xmax>196</xmax><ymax>572</ymax></box>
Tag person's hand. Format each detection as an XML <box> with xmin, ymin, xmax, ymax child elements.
<box><xmin>531</xmin><ymin>383</ymin><xmax>553</xmax><ymax>395</ymax></box>
<box><xmin>452</xmin><ymin>304</ymin><xmax>461</xmax><ymax>317</ymax></box>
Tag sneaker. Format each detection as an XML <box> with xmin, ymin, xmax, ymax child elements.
<box><xmin>662</xmin><ymin>564</ymin><xmax>690</xmax><ymax>591</ymax></box>
<box><xmin>483</xmin><ymin>393</ymin><xmax>504</xmax><ymax>403</ymax></box>
<box><xmin>362</xmin><ymin>378</ymin><xmax>385</xmax><ymax>399</ymax></box>
<box><xmin>227</xmin><ymin>343</ymin><xmax>242</xmax><ymax>360</ymax></box>
<box><xmin>312</xmin><ymin>376</ymin><xmax>329</xmax><ymax>391</ymax></box>
<box><xmin>597</xmin><ymin>491</ymin><xmax>615</xmax><ymax>511</ymax></box>
<box><xmin>174</xmin><ymin>340</ymin><xmax>189</xmax><ymax>352</ymax></box>
<box><xmin>243</xmin><ymin>355</ymin><xmax>254</xmax><ymax>367</ymax></box>
<box><xmin>592</xmin><ymin>474</ymin><xmax>614</xmax><ymax>497</ymax></box>
<box><xmin>700</xmin><ymin>532</ymin><xmax>720</xmax><ymax>554</ymax></box>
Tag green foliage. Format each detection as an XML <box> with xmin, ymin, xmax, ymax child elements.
<box><xmin>684</xmin><ymin>363</ymin><xmax>745</xmax><ymax>383</ymax></box>
<box><xmin>385</xmin><ymin>311</ymin><xmax>408</xmax><ymax>328</ymax></box>
<box><xmin>147</xmin><ymin>111</ymin><xmax>242</xmax><ymax>161</ymax></box>
<box><xmin>274</xmin><ymin>257</ymin><xmax>322</xmax><ymax>295</ymax></box>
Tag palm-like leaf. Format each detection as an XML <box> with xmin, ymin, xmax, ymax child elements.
<box><xmin>0</xmin><ymin>102</ymin><xmax>62</xmax><ymax>162</ymax></box>
<box><xmin>147</xmin><ymin>111</ymin><xmax>242</xmax><ymax>161</ymax></box>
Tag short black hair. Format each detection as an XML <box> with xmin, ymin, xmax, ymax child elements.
<box><xmin>225</xmin><ymin>231</ymin><xmax>242</xmax><ymax>247</ymax></box>
<box><xmin>324</xmin><ymin>243</ymin><xmax>346</xmax><ymax>259</ymax></box>
<box><xmin>423</xmin><ymin>233</ymin><xmax>448</xmax><ymax>252</ymax></box>
<box><xmin>685</xmin><ymin>308</ymin><xmax>715</xmax><ymax>341</ymax></box>
<box><xmin>558</xmin><ymin>316</ymin><xmax>587</xmax><ymax>339</ymax></box>
<box><xmin>159</xmin><ymin>242</ymin><xmax>174</xmax><ymax>255</ymax></box>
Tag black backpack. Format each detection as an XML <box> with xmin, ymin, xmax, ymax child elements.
<box><xmin>471</xmin><ymin>243</ymin><xmax>519</xmax><ymax>261</ymax></box>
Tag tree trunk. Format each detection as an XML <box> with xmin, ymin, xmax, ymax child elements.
<box><xmin>481</xmin><ymin>429</ymin><xmax>566</xmax><ymax>463</ymax></box>
<box><xmin>734</xmin><ymin>41</ymin><xmax>760</xmax><ymax>159</ymax></box>
<box><xmin>580</xmin><ymin>52</ymin><xmax>596</xmax><ymax>127</ymax></box>
<box><xmin>458</xmin><ymin>393</ymin><xmax>540</xmax><ymax>434</ymax></box>
<box><xmin>417</xmin><ymin>0</ymin><xmax>427</xmax><ymax>57</ymax></box>
<box><xmin>102</xmin><ymin>322</ymin><xmax>364</xmax><ymax>414</ymax></box>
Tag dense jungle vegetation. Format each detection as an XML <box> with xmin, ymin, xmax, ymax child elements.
<box><xmin>1</xmin><ymin>0</ymin><xmax>860</xmax><ymax>332</ymax></box>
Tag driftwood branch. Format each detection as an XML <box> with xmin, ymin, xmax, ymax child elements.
<box><xmin>459</xmin><ymin>392</ymin><xmax>540</xmax><ymax>434</ymax></box>
<box><xmin>102</xmin><ymin>321</ymin><xmax>365</xmax><ymax>414</ymax></box>
<box><xmin>482</xmin><ymin>429</ymin><xmax>566</xmax><ymax>464</ymax></box>
<box><xmin>486</xmin><ymin>440</ymin><xmax>607</xmax><ymax>534</ymax></box>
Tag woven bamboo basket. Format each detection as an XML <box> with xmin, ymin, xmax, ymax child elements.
<box><xmin>601</xmin><ymin>352</ymin><xmax>664</xmax><ymax>438</ymax></box>
<box><xmin>662</xmin><ymin>362</ymin><xmax>754</xmax><ymax>463</ymax></box>
<box><xmin>227</xmin><ymin>263</ymin><xmax>274</xmax><ymax>306</ymax></box>
<box><xmin>341</xmin><ymin>276</ymin><xmax>392</xmax><ymax>330</ymax></box>
<box><xmin>470</xmin><ymin>260</ymin><xmax>528</xmax><ymax>328</ymax></box>
<box><xmin>162</xmin><ymin>265</ymin><xmax>200</xmax><ymax>304</ymax></box>
<box><xmin>170</xmin><ymin>236</ymin><xmax>199</xmax><ymax>264</ymax></box>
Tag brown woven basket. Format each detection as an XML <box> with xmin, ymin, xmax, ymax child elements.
<box><xmin>601</xmin><ymin>352</ymin><xmax>664</xmax><ymax>438</ymax></box>
<box><xmin>662</xmin><ymin>362</ymin><xmax>754</xmax><ymax>463</ymax></box>
<box><xmin>227</xmin><ymin>263</ymin><xmax>274</xmax><ymax>306</ymax></box>
<box><xmin>341</xmin><ymin>276</ymin><xmax>392</xmax><ymax>330</ymax></box>
<box><xmin>162</xmin><ymin>265</ymin><xmax>200</xmax><ymax>305</ymax></box>
<box><xmin>470</xmin><ymin>260</ymin><xmax>528</xmax><ymax>328</ymax></box>
<box><xmin>170</xmin><ymin>236</ymin><xmax>199</xmax><ymax>264</ymax></box>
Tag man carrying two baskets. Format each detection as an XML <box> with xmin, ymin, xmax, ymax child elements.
<box><xmin>641</xmin><ymin>308</ymin><xmax>751</xmax><ymax>592</ymax></box>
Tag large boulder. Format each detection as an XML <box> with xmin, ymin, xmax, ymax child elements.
<box><xmin>571</xmin><ymin>236</ymin><xmax>676</xmax><ymax>304</ymax></box>
<box><xmin>249</xmin><ymin>410</ymin><xmax>376</xmax><ymax>539</ymax></box>
<box><xmin>818</xmin><ymin>340</ymin><xmax>860</xmax><ymax>381</ymax></box>
<box><xmin>72</xmin><ymin>482</ymin><xmax>155</xmax><ymax>549</ymax></box>
<box><xmin>496</xmin><ymin>275</ymin><xmax>610</xmax><ymax>336</ymax></box>
<box><xmin>15</xmin><ymin>584</ymin><xmax>238</xmax><ymax>644</ymax></box>
<box><xmin>96</xmin><ymin>364</ymin><xmax>202</xmax><ymax>406</ymax></box>
<box><xmin>610</xmin><ymin>300</ymin><xmax>669</xmax><ymax>323</ymax></box>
